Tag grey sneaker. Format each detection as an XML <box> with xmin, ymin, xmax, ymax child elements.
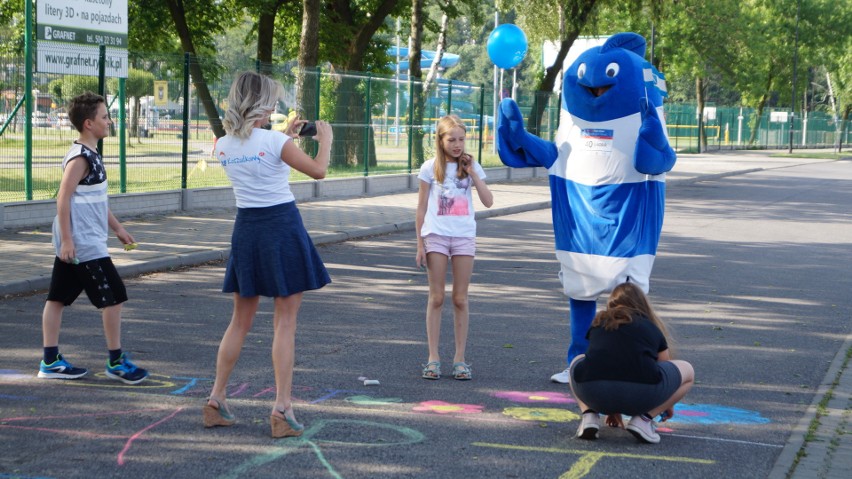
<box><xmin>576</xmin><ymin>412</ymin><xmax>600</xmax><ymax>440</ymax></box>
<box><xmin>626</xmin><ymin>415</ymin><xmax>660</xmax><ymax>444</ymax></box>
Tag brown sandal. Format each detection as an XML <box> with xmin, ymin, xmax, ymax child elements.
<box><xmin>270</xmin><ymin>407</ymin><xmax>304</xmax><ymax>438</ymax></box>
<box><xmin>203</xmin><ymin>398</ymin><xmax>235</xmax><ymax>428</ymax></box>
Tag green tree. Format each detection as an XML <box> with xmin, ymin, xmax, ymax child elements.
<box><xmin>406</xmin><ymin>0</ymin><xmax>483</xmax><ymax>166</ymax></box>
<box><xmin>129</xmin><ymin>1</ymin><xmax>238</xmax><ymax>138</ymax></box>
<box><xmin>514</xmin><ymin>0</ymin><xmax>603</xmax><ymax>133</ymax></box>
<box><xmin>324</xmin><ymin>0</ymin><xmax>406</xmax><ymax>168</ymax></box>
<box><xmin>654</xmin><ymin>0</ymin><xmax>743</xmax><ymax>150</ymax></box>
<box><xmin>0</xmin><ymin>0</ymin><xmax>24</xmax><ymax>56</ymax></box>
<box><xmin>61</xmin><ymin>76</ymin><xmax>100</xmax><ymax>100</ymax></box>
<box><xmin>107</xmin><ymin>69</ymin><xmax>155</xmax><ymax>143</ymax></box>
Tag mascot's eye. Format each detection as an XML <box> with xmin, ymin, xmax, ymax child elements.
<box><xmin>605</xmin><ymin>63</ymin><xmax>620</xmax><ymax>77</ymax></box>
<box><xmin>577</xmin><ymin>63</ymin><xmax>586</xmax><ymax>79</ymax></box>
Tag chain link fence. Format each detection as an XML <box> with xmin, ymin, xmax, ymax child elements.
<box><xmin>1</xmin><ymin>50</ymin><xmax>848</xmax><ymax>203</ymax></box>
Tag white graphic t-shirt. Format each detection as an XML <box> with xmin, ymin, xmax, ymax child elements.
<box><xmin>215</xmin><ymin>128</ymin><xmax>292</xmax><ymax>208</ymax></box>
<box><xmin>418</xmin><ymin>158</ymin><xmax>486</xmax><ymax>238</ymax></box>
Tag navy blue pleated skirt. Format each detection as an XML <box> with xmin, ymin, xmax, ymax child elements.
<box><xmin>223</xmin><ymin>201</ymin><xmax>331</xmax><ymax>298</ymax></box>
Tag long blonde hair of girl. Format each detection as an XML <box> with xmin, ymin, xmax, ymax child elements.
<box><xmin>222</xmin><ymin>71</ymin><xmax>283</xmax><ymax>139</ymax></box>
<box><xmin>592</xmin><ymin>282</ymin><xmax>674</xmax><ymax>353</ymax></box>
<box><xmin>433</xmin><ymin>114</ymin><xmax>468</xmax><ymax>184</ymax></box>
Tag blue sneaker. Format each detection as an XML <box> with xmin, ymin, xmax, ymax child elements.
<box><xmin>105</xmin><ymin>353</ymin><xmax>148</xmax><ymax>385</ymax></box>
<box><xmin>38</xmin><ymin>354</ymin><xmax>88</xmax><ymax>379</ymax></box>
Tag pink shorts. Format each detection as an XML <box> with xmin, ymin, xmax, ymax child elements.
<box><xmin>423</xmin><ymin>234</ymin><xmax>476</xmax><ymax>257</ymax></box>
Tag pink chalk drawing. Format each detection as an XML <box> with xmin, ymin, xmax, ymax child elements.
<box><xmin>413</xmin><ymin>400</ymin><xmax>484</xmax><ymax>415</ymax></box>
<box><xmin>493</xmin><ymin>391</ymin><xmax>576</xmax><ymax>404</ymax></box>
<box><xmin>0</xmin><ymin>407</ymin><xmax>185</xmax><ymax>466</ymax></box>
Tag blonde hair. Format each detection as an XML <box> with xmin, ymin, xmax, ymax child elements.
<box><xmin>222</xmin><ymin>71</ymin><xmax>283</xmax><ymax>139</ymax></box>
<box><xmin>592</xmin><ymin>282</ymin><xmax>674</xmax><ymax>354</ymax></box>
<box><xmin>433</xmin><ymin>114</ymin><xmax>468</xmax><ymax>184</ymax></box>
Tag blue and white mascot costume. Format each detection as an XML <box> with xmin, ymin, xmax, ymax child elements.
<box><xmin>496</xmin><ymin>32</ymin><xmax>676</xmax><ymax>380</ymax></box>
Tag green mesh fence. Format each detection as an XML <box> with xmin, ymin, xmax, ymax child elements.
<box><xmin>2</xmin><ymin>50</ymin><xmax>849</xmax><ymax>204</ymax></box>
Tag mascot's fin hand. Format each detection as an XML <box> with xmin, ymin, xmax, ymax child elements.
<box><xmin>634</xmin><ymin>98</ymin><xmax>676</xmax><ymax>175</ymax></box>
<box><xmin>497</xmin><ymin>98</ymin><xmax>558</xmax><ymax>169</ymax></box>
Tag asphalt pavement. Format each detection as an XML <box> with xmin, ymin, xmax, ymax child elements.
<box><xmin>0</xmin><ymin>150</ymin><xmax>850</xmax><ymax>478</ymax></box>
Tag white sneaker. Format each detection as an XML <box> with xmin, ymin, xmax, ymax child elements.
<box><xmin>550</xmin><ymin>368</ymin><xmax>571</xmax><ymax>384</ymax></box>
<box><xmin>626</xmin><ymin>415</ymin><xmax>660</xmax><ymax>444</ymax></box>
<box><xmin>576</xmin><ymin>412</ymin><xmax>600</xmax><ymax>440</ymax></box>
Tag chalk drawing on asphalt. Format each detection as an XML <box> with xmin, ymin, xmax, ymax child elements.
<box><xmin>0</xmin><ymin>407</ymin><xmax>185</xmax><ymax>466</ymax></box>
<box><xmin>220</xmin><ymin>419</ymin><xmax>425</xmax><ymax>479</ymax></box>
<box><xmin>472</xmin><ymin>442</ymin><xmax>715</xmax><ymax>479</ymax></box>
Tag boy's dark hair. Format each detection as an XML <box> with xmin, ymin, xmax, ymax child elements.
<box><xmin>68</xmin><ymin>92</ymin><xmax>105</xmax><ymax>132</ymax></box>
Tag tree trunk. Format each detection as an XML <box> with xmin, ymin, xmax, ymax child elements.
<box><xmin>696</xmin><ymin>76</ymin><xmax>706</xmax><ymax>152</ymax></box>
<box><xmin>331</xmin><ymin>73</ymin><xmax>367</xmax><ymax>168</ymax></box>
<box><xmin>328</xmin><ymin>0</ymin><xmax>401</xmax><ymax>168</ymax></box>
<box><xmin>748</xmin><ymin>94</ymin><xmax>768</xmax><ymax>146</ymax></box>
<box><xmin>298</xmin><ymin>0</ymin><xmax>321</xmax><ymax>118</ymax></box>
<box><xmin>748</xmin><ymin>72</ymin><xmax>774</xmax><ymax>146</ymax></box>
<box><xmin>841</xmin><ymin>105</ymin><xmax>850</xmax><ymax>152</ymax></box>
<box><xmin>132</xmin><ymin>98</ymin><xmax>141</xmax><ymax>143</ymax></box>
<box><xmin>165</xmin><ymin>0</ymin><xmax>225</xmax><ymax>138</ymax></box>
<box><xmin>255</xmin><ymin>5</ymin><xmax>280</xmax><ymax>73</ymax></box>
<box><xmin>527</xmin><ymin>0</ymin><xmax>598</xmax><ymax>134</ymax></box>
<box><xmin>409</xmin><ymin>0</ymin><xmax>425</xmax><ymax>167</ymax></box>
<box><xmin>297</xmin><ymin>0</ymin><xmax>321</xmax><ymax>157</ymax></box>
<box><xmin>422</xmin><ymin>8</ymin><xmax>449</xmax><ymax>95</ymax></box>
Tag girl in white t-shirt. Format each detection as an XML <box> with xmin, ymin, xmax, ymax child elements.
<box><xmin>416</xmin><ymin>115</ymin><xmax>493</xmax><ymax>380</ymax></box>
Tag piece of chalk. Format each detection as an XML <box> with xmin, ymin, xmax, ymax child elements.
<box><xmin>124</xmin><ymin>242</ymin><xmax>138</xmax><ymax>251</ymax></box>
<box><xmin>72</xmin><ymin>257</ymin><xmax>79</xmax><ymax>265</ymax></box>
<box><xmin>363</xmin><ymin>379</ymin><xmax>380</xmax><ymax>386</ymax></box>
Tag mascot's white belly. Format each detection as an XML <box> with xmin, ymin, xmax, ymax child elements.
<box><xmin>549</xmin><ymin>109</ymin><xmax>667</xmax><ymax>301</ymax></box>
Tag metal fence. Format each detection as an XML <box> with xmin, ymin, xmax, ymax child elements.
<box><xmin>1</xmin><ymin>50</ymin><xmax>848</xmax><ymax>203</ymax></box>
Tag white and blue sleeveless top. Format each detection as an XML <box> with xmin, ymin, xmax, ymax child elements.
<box><xmin>52</xmin><ymin>142</ymin><xmax>110</xmax><ymax>262</ymax></box>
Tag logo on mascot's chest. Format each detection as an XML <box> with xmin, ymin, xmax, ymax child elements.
<box><xmin>580</xmin><ymin>128</ymin><xmax>614</xmax><ymax>157</ymax></box>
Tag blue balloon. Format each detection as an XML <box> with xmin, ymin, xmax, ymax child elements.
<box><xmin>487</xmin><ymin>24</ymin><xmax>528</xmax><ymax>69</ymax></box>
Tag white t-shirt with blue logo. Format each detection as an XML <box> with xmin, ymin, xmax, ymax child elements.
<box><xmin>215</xmin><ymin>128</ymin><xmax>293</xmax><ymax>208</ymax></box>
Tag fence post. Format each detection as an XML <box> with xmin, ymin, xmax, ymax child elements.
<box><xmin>119</xmin><ymin>78</ymin><xmax>127</xmax><ymax>193</ymax></box>
<box><xmin>364</xmin><ymin>73</ymin><xmax>371</xmax><ymax>177</ymax></box>
<box><xmin>98</xmin><ymin>45</ymin><xmax>106</xmax><ymax>155</ymax></box>
<box><xmin>478</xmin><ymin>84</ymin><xmax>485</xmax><ymax>162</ymax></box>
<box><xmin>24</xmin><ymin>0</ymin><xmax>34</xmax><ymax>200</ymax></box>
<box><xmin>314</xmin><ymin>67</ymin><xmax>321</xmax><ymax>157</ymax></box>
<box><xmin>408</xmin><ymin>80</ymin><xmax>414</xmax><ymax>174</ymax></box>
<box><xmin>447</xmin><ymin>79</ymin><xmax>453</xmax><ymax>114</ymax></box>
<box><xmin>181</xmin><ymin>53</ymin><xmax>190</xmax><ymax>189</ymax></box>
<box><xmin>556</xmin><ymin>91</ymin><xmax>562</xmax><ymax>135</ymax></box>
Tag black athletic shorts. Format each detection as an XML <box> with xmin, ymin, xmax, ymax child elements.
<box><xmin>46</xmin><ymin>256</ymin><xmax>127</xmax><ymax>308</ymax></box>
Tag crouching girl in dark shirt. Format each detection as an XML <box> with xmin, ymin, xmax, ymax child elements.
<box><xmin>569</xmin><ymin>282</ymin><xmax>694</xmax><ymax>444</ymax></box>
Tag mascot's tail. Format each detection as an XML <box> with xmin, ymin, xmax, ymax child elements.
<box><xmin>497</xmin><ymin>98</ymin><xmax>558</xmax><ymax>169</ymax></box>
